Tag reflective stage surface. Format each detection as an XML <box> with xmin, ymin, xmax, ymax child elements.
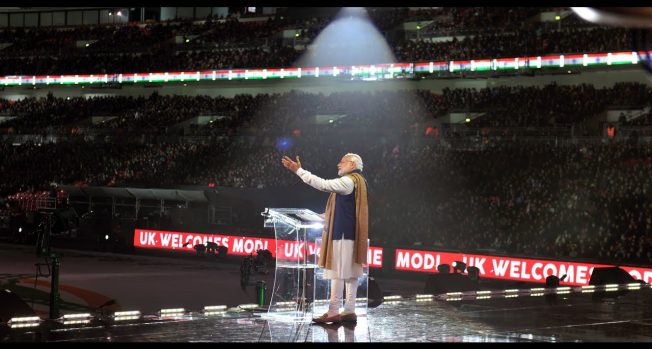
<box><xmin>5</xmin><ymin>287</ymin><xmax>652</xmax><ymax>342</ymax></box>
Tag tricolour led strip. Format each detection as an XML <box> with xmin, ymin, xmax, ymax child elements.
<box><xmin>1</xmin><ymin>51</ymin><xmax>649</xmax><ymax>87</ymax></box>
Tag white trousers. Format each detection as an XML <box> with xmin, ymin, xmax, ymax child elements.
<box><xmin>327</xmin><ymin>277</ymin><xmax>359</xmax><ymax>316</ymax></box>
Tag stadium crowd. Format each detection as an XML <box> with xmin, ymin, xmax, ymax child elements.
<box><xmin>1</xmin><ymin>85</ymin><xmax>652</xmax><ymax>266</ymax></box>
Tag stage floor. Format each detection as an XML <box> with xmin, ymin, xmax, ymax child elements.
<box><xmin>5</xmin><ymin>287</ymin><xmax>652</xmax><ymax>342</ymax></box>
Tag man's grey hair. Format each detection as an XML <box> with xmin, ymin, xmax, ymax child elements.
<box><xmin>345</xmin><ymin>153</ymin><xmax>363</xmax><ymax>172</ymax></box>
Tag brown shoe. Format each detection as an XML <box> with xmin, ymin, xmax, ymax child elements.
<box><xmin>339</xmin><ymin>312</ymin><xmax>357</xmax><ymax>323</ymax></box>
<box><xmin>312</xmin><ymin>312</ymin><xmax>341</xmax><ymax>323</ymax></box>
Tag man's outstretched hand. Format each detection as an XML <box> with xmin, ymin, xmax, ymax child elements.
<box><xmin>282</xmin><ymin>155</ymin><xmax>302</xmax><ymax>173</ymax></box>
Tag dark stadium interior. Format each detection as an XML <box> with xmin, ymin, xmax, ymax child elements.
<box><xmin>1</xmin><ymin>6</ymin><xmax>652</xmax><ymax>342</ymax></box>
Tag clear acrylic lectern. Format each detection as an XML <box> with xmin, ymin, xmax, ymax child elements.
<box><xmin>261</xmin><ymin>208</ymin><xmax>324</xmax><ymax>321</ymax></box>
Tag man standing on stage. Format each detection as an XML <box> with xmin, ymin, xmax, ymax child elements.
<box><xmin>281</xmin><ymin>153</ymin><xmax>369</xmax><ymax>323</ymax></box>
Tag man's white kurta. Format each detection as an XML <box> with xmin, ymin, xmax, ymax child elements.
<box><xmin>296</xmin><ymin>168</ymin><xmax>364</xmax><ymax>280</ymax></box>
<box><xmin>322</xmin><ymin>239</ymin><xmax>363</xmax><ymax>279</ymax></box>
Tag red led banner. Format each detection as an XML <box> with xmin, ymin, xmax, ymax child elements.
<box><xmin>395</xmin><ymin>248</ymin><xmax>652</xmax><ymax>286</ymax></box>
<box><xmin>133</xmin><ymin>229</ymin><xmax>383</xmax><ymax>267</ymax></box>
<box><xmin>132</xmin><ymin>229</ymin><xmax>652</xmax><ymax>284</ymax></box>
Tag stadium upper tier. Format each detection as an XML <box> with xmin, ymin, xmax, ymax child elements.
<box><xmin>0</xmin><ymin>7</ymin><xmax>643</xmax><ymax>78</ymax></box>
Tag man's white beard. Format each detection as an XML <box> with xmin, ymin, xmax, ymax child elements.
<box><xmin>338</xmin><ymin>169</ymin><xmax>344</xmax><ymax>176</ymax></box>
